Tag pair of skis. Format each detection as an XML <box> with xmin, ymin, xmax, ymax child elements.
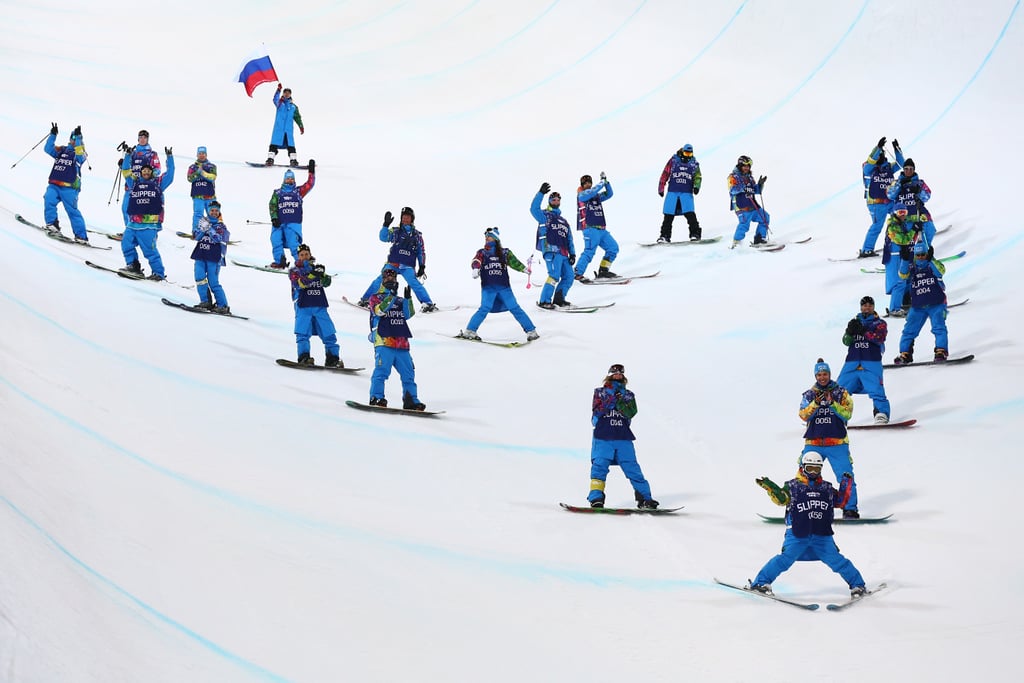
<box><xmin>15</xmin><ymin>214</ymin><xmax>112</xmax><ymax>250</ymax></box>
<box><xmin>714</xmin><ymin>579</ymin><xmax>888</xmax><ymax>611</ymax></box>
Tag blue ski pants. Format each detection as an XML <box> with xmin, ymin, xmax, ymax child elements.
<box><xmin>294</xmin><ymin>305</ymin><xmax>339</xmax><ymax>358</ymax></box>
<box><xmin>122</xmin><ymin>227</ymin><xmax>165</xmax><ymax>277</ymax></box>
<box><xmin>194</xmin><ymin>261</ymin><xmax>228</xmax><ymax>307</ymax></box>
<box><xmin>733</xmin><ymin>208</ymin><xmax>770</xmax><ymax>242</ymax></box>
<box><xmin>900</xmin><ymin>304</ymin><xmax>948</xmax><ymax>354</ymax></box>
<box><xmin>540</xmin><ymin>252</ymin><xmax>574</xmax><ymax>304</ymax></box>
<box><xmin>587</xmin><ymin>439</ymin><xmax>652</xmax><ymax>503</ymax></box>
<box><xmin>862</xmin><ymin>203</ymin><xmax>889</xmax><ymax>253</ymax></box>
<box><xmin>370</xmin><ymin>346</ymin><xmax>418</xmax><ymax>402</ymax></box>
<box><xmin>575</xmin><ymin>228</ymin><xmax>619</xmax><ymax>277</ymax></box>
<box><xmin>43</xmin><ymin>185</ymin><xmax>87</xmax><ymax>239</ymax></box>
<box><xmin>753</xmin><ymin>531</ymin><xmax>865</xmax><ymax>588</ymax></box>
<box><xmin>271</xmin><ymin>223</ymin><xmax>303</xmax><ymax>263</ymax></box>
<box><xmin>467</xmin><ymin>286</ymin><xmax>535</xmax><ymax>333</ymax></box>
<box><xmin>837</xmin><ymin>361</ymin><xmax>890</xmax><ymax>419</ymax></box>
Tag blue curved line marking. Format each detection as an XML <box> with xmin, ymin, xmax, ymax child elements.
<box><xmin>703</xmin><ymin>0</ymin><xmax>870</xmax><ymax>157</ymax></box>
<box><xmin>0</xmin><ymin>495</ymin><xmax>295</xmax><ymax>683</ymax></box>
<box><xmin>405</xmin><ymin>0</ymin><xmax>562</xmax><ymax>83</ymax></box>
<box><xmin>0</xmin><ymin>275</ymin><xmax>582</xmax><ymax>460</ymax></box>
<box><xmin>0</xmin><ymin>376</ymin><xmax>695</xmax><ymax>590</ymax></box>
<box><xmin>439</xmin><ymin>0</ymin><xmax>650</xmax><ymax>120</ymax></box>
<box><xmin>489</xmin><ymin>1</ymin><xmax>747</xmax><ymax>153</ymax></box>
<box><xmin>785</xmin><ymin>0</ymin><xmax>1020</xmax><ymax>222</ymax></box>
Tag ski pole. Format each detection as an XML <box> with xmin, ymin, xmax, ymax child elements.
<box><xmin>108</xmin><ymin>164</ymin><xmax>122</xmax><ymax>205</ymax></box>
<box><xmin>246</xmin><ymin>219</ymin><xmax>273</xmax><ymax>225</ymax></box>
<box><xmin>9</xmin><ymin>132</ymin><xmax>50</xmax><ymax>169</ymax></box>
<box><xmin>526</xmin><ymin>254</ymin><xmax>534</xmax><ymax>289</ymax></box>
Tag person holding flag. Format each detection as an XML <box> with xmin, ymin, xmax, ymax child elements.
<box><xmin>266</xmin><ymin>84</ymin><xmax>305</xmax><ymax>167</ymax></box>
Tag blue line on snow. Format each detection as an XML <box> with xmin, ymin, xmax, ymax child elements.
<box><xmin>0</xmin><ymin>495</ymin><xmax>295</xmax><ymax>683</ymax></box>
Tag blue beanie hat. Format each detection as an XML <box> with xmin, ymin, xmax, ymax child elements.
<box><xmin>484</xmin><ymin>227</ymin><xmax>500</xmax><ymax>241</ymax></box>
<box><xmin>914</xmin><ymin>240</ymin><xmax>929</xmax><ymax>255</ymax></box>
<box><xmin>813</xmin><ymin>358</ymin><xmax>831</xmax><ymax>375</ymax></box>
<box><xmin>197</xmin><ymin>145</ymin><xmax>207</xmax><ymax>155</ymax></box>
<box><xmin>283</xmin><ymin>169</ymin><xmax>295</xmax><ymax>181</ymax></box>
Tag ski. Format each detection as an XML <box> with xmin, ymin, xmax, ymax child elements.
<box><xmin>175</xmin><ymin>231</ymin><xmax>241</xmax><ymax>245</ymax></box>
<box><xmin>883</xmin><ymin>353</ymin><xmax>974</xmax><ymax>369</ymax></box>
<box><xmin>560</xmin><ymin>503</ymin><xmax>683</xmax><ymax>515</ymax></box>
<box><xmin>230</xmin><ymin>259</ymin><xmax>288</xmax><ymax>274</ymax></box>
<box><xmin>860</xmin><ymin>250</ymin><xmax>967</xmax><ymax>273</ymax></box>
<box><xmin>752</xmin><ymin>243</ymin><xmax>785</xmax><ymax>252</ymax></box>
<box><xmin>832</xmin><ymin>225</ymin><xmax>952</xmax><ymax>261</ymax></box>
<box><xmin>884</xmin><ymin>298</ymin><xmax>969</xmax><ymax>318</ymax></box>
<box><xmin>450</xmin><ymin>333</ymin><xmax>533</xmax><ymax>348</ymax></box>
<box><xmin>848</xmin><ymin>418</ymin><xmax>917</xmax><ymax>430</ymax></box>
<box><xmin>579</xmin><ymin>270</ymin><xmax>660</xmax><ymax>285</ymax></box>
<box><xmin>106</xmin><ymin>233</ymin><xmax>124</xmax><ymax>242</ymax></box>
<box><xmin>757</xmin><ymin>513</ymin><xmax>893</xmax><ymax>524</ymax></box>
<box><xmin>713</xmin><ymin>578</ymin><xmax>819</xmax><ymax>610</ymax></box>
<box><xmin>535</xmin><ymin>302</ymin><xmax>614</xmax><ymax>313</ymax></box>
<box><xmin>275</xmin><ymin>358</ymin><xmax>364</xmax><ymax>373</ymax></box>
<box><xmin>161</xmin><ymin>298</ymin><xmax>249</xmax><ymax>320</ymax></box>
<box><xmin>246</xmin><ymin>161</ymin><xmax>310</xmax><ymax>170</ymax></box>
<box><xmin>638</xmin><ymin>236</ymin><xmax>722</xmax><ymax>247</ymax></box>
<box><xmin>826</xmin><ymin>583</ymin><xmax>888</xmax><ymax>611</ymax></box>
<box><xmin>344</xmin><ymin>399</ymin><xmax>444</xmax><ymax>417</ymax></box>
<box><xmin>84</xmin><ymin>261</ymin><xmax>193</xmax><ymax>288</ymax></box>
<box><xmin>16</xmin><ymin>215</ymin><xmax>113</xmax><ymax>250</ymax></box>
<box><xmin>86</xmin><ymin>227</ymin><xmax>124</xmax><ymax>238</ymax></box>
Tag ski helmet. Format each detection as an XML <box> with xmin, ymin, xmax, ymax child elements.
<box><xmin>682</xmin><ymin>143</ymin><xmax>694</xmax><ymax>156</ymax></box>
<box><xmin>138</xmin><ymin>129</ymin><xmax>149</xmax><ymax>138</ymax></box>
<box><xmin>737</xmin><ymin>155</ymin><xmax>752</xmax><ymax>167</ymax></box>
<box><xmin>801</xmin><ymin>451</ymin><xmax>824</xmax><ymax>469</ymax></box>
<box><xmin>401</xmin><ymin>206</ymin><xmax>415</xmax><ymax>221</ymax></box>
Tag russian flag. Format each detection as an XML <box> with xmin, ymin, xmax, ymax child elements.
<box><xmin>237</xmin><ymin>48</ymin><xmax>278</xmax><ymax>97</ymax></box>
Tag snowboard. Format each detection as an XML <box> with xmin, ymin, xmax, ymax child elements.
<box><xmin>638</xmin><ymin>236</ymin><xmax>722</xmax><ymax>247</ymax></box>
<box><xmin>344</xmin><ymin>399</ymin><xmax>444</xmax><ymax>417</ymax></box>
<box><xmin>757</xmin><ymin>513</ymin><xmax>893</xmax><ymax>524</ymax></box>
<box><xmin>15</xmin><ymin>215</ymin><xmax>112</xmax><ymax>250</ymax></box>
<box><xmin>884</xmin><ymin>298</ymin><xmax>968</xmax><ymax>318</ymax></box>
<box><xmin>559</xmin><ymin>503</ymin><xmax>684</xmax><ymax>515</ymax></box>
<box><xmin>883</xmin><ymin>353</ymin><xmax>974</xmax><ymax>369</ymax></box>
<box><xmin>847</xmin><ymin>418</ymin><xmax>917</xmax><ymax>430</ymax></box>
<box><xmin>714</xmin><ymin>578</ymin><xmax>819</xmax><ymax>610</ymax></box>
<box><xmin>275</xmin><ymin>358</ymin><xmax>364</xmax><ymax>373</ymax></box>
<box><xmin>451</xmin><ymin>333</ymin><xmax>533</xmax><ymax>348</ymax></box>
<box><xmin>246</xmin><ymin>161</ymin><xmax>310</xmax><ymax>170</ymax></box>
<box><xmin>175</xmin><ymin>230</ymin><xmax>241</xmax><ymax>245</ymax></box>
<box><xmin>161</xmin><ymin>298</ymin><xmax>249</xmax><ymax>320</ymax></box>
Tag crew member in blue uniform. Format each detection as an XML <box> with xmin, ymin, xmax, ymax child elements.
<box><xmin>837</xmin><ymin>296</ymin><xmax>890</xmax><ymax>424</ymax></box>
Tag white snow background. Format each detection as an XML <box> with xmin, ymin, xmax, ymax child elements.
<box><xmin>2</xmin><ymin>1</ymin><xmax>1023</xmax><ymax>681</ymax></box>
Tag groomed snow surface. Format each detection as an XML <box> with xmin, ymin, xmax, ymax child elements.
<box><xmin>2</xmin><ymin>1</ymin><xmax>1023</xmax><ymax>681</ymax></box>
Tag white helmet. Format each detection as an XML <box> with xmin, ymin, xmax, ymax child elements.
<box><xmin>801</xmin><ymin>452</ymin><xmax>824</xmax><ymax>468</ymax></box>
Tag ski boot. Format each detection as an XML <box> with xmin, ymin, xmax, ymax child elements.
<box><xmin>214</xmin><ymin>306</ymin><xmax>231</xmax><ymax>315</ymax></box>
<box><xmin>324</xmin><ymin>353</ymin><xmax>343</xmax><ymax>368</ymax></box>
<box><xmin>368</xmin><ymin>397</ymin><xmax>388</xmax><ymax>408</ymax></box>
<box><xmin>73</xmin><ymin>236</ymin><xmax>90</xmax><ymax>245</ymax></box>
<box><xmin>552</xmin><ymin>291</ymin><xmax>571</xmax><ymax>308</ymax></box>
<box><xmin>842</xmin><ymin>509</ymin><xmax>860</xmax><ymax>519</ymax></box>
<box><xmin>265</xmin><ymin>155</ymin><xmax>275</xmax><ymax>167</ymax></box>
<box><xmin>934</xmin><ymin>348</ymin><xmax>948</xmax><ymax>363</ymax></box>
<box><xmin>421</xmin><ymin>302</ymin><xmax>438</xmax><ymax>313</ymax></box>
<box><xmin>44</xmin><ymin>219</ymin><xmax>61</xmax><ymax>233</ymax></box>
<box><xmin>656</xmin><ymin>235</ymin><xmax>671</xmax><ymax>244</ymax></box>
<box><xmin>193</xmin><ymin>301</ymin><xmax>215</xmax><ymax>311</ymax></box>
<box><xmin>858</xmin><ymin>249</ymin><xmax>877</xmax><ymax>258</ymax></box>
<box><xmin>747</xmin><ymin>582</ymin><xmax>773</xmax><ymax>595</ymax></box>
<box><xmin>297</xmin><ymin>353</ymin><xmax>315</xmax><ymax>366</ymax></box>
<box><xmin>356</xmin><ymin>298</ymin><xmax>370</xmax><ymax>309</ymax></box>
<box><xmin>146</xmin><ymin>273</ymin><xmax>166</xmax><ymax>281</ymax></box>
<box><xmin>526</xmin><ymin>330</ymin><xmax>540</xmax><ymax>341</ymax></box>
<box><xmin>537</xmin><ymin>301</ymin><xmax>555</xmax><ymax>310</ymax></box>
<box><xmin>596</xmin><ymin>266</ymin><xmax>618</xmax><ymax>279</ymax></box>
<box><xmin>893</xmin><ymin>351</ymin><xmax>913</xmax><ymax>365</ymax></box>
<box><xmin>120</xmin><ymin>260</ymin><xmax>144</xmax><ymax>276</ymax></box>
<box><xmin>459</xmin><ymin>329</ymin><xmax>481</xmax><ymax>340</ymax></box>
<box><xmin>850</xmin><ymin>586</ymin><xmax>867</xmax><ymax>598</ymax></box>
<box><xmin>589</xmin><ymin>493</ymin><xmax>605</xmax><ymax>509</ymax></box>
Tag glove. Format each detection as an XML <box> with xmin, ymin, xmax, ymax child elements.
<box><xmin>568</xmin><ymin>254</ymin><xmax>576</xmax><ymax>266</ymax></box>
<box><xmin>117</xmin><ymin>158</ymin><xmax>125</xmax><ymax>169</ymax></box>
<box><xmin>50</xmin><ymin>122</ymin><xmax>58</xmax><ymax>135</ymax></box>
<box><xmin>693</xmin><ymin>187</ymin><xmax>699</xmax><ymax>195</ymax></box>
<box><xmin>816</xmin><ymin>391</ymin><xmax>832</xmax><ymax>407</ymax></box>
<box><xmin>276</xmin><ymin>83</ymin><xmax>282</xmax><ymax>91</ymax></box>
<box><xmin>757</xmin><ymin>175</ymin><xmax>767</xmax><ymax>188</ymax></box>
<box><xmin>272</xmin><ymin>218</ymin><xmax>281</xmax><ymax>228</ymax></box>
<box><xmin>471</xmin><ymin>268</ymin><xmax>480</xmax><ymax>279</ymax></box>
<box><xmin>312</xmin><ymin>264</ymin><xmax>326</xmax><ymax>277</ymax></box>
<box><xmin>383</xmin><ymin>211</ymin><xmax>394</xmax><ymax>227</ymax></box>
<box><xmin>164</xmin><ymin>146</ymin><xmax>173</xmax><ymax>155</ymax></box>
<box><xmin>845</xmin><ymin>318</ymin><xmax>864</xmax><ymax>337</ymax></box>
<box><xmin>307</xmin><ymin>159</ymin><xmax>315</xmax><ymax>173</ymax></box>
<box><xmin>383</xmin><ymin>279</ymin><xmax>398</xmax><ymax>294</ymax></box>
<box><xmin>73</xmin><ymin>125</ymin><xmax>81</xmax><ymax>137</ymax></box>
<box><xmin>756</xmin><ymin>477</ymin><xmax>788</xmax><ymax>506</ymax></box>
<box><xmin>600</xmin><ymin>171</ymin><xmax>607</xmax><ymax>181</ymax></box>
<box><xmin>927</xmin><ymin>245</ymin><xmax>934</xmax><ymax>260</ymax></box>
<box><xmin>658</xmin><ymin>189</ymin><xmax>664</xmax><ymax>197</ymax></box>
<box><xmin>899</xmin><ymin>175</ymin><xmax>912</xmax><ymax>186</ymax></box>
<box><xmin>403</xmin><ymin>285</ymin><xmax>411</xmax><ymax>299</ymax></box>
<box><xmin>539</xmin><ymin>182</ymin><xmax>551</xmax><ymax>194</ymax></box>
<box><xmin>877</xmin><ymin>136</ymin><xmax>886</xmax><ymax>149</ymax></box>
<box><xmin>416</xmin><ymin>265</ymin><xmax>426</xmax><ymax>279</ymax></box>
<box><xmin>899</xmin><ymin>244</ymin><xmax>912</xmax><ymax>260</ymax></box>
<box><xmin>299</xmin><ymin>126</ymin><xmax>305</xmax><ymax>135</ymax></box>
<box><xmin>909</xmin><ymin>183</ymin><xmax>921</xmax><ymax>194</ymax></box>
<box><xmin>892</xmin><ymin>139</ymin><xmax>901</xmax><ymax>152</ymax></box>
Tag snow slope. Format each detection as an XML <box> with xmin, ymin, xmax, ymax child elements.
<box><xmin>2</xmin><ymin>1</ymin><xmax>1023</xmax><ymax>681</ymax></box>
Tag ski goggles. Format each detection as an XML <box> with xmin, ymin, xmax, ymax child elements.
<box><xmin>608</xmin><ymin>364</ymin><xmax>625</xmax><ymax>374</ymax></box>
